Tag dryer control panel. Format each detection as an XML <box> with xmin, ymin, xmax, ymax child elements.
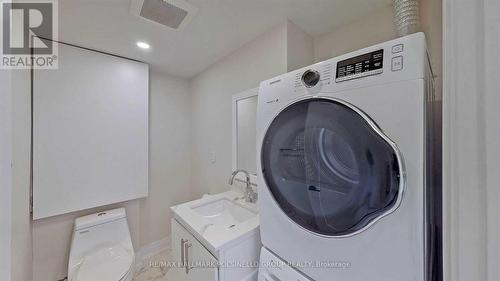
<box><xmin>335</xmin><ymin>49</ymin><xmax>384</xmax><ymax>83</ymax></box>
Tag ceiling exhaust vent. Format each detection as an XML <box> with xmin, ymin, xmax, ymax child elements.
<box><xmin>130</xmin><ymin>0</ymin><xmax>198</xmax><ymax>30</ymax></box>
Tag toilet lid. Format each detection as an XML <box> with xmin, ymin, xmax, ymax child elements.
<box><xmin>75</xmin><ymin>245</ymin><xmax>133</xmax><ymax>281</ymax></box>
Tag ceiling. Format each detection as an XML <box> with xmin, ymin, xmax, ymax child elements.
<box><xmin>58</xmin><ymin>0</ymin><xmax>392</xmax><ymax>78</ymax></box>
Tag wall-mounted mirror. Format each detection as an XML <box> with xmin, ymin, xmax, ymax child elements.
<box><xmin>232</xmin><ymin>88</ymin><xmax>258</xmax><ymax>180</ymax></box>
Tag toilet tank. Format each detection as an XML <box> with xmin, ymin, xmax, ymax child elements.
<box><xmin>69</xmin><ymin>208</ymin><xmax>134</xmax><ymax>264</ymax></box>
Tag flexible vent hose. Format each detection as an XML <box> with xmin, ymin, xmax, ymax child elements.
<box><xmin>394</xmin><ymin>0</ymin><xmax>420</xmax><ymax>36</ymax></box>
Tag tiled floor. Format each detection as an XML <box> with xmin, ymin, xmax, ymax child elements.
<box><xmin>133</xmin><ymin>250</ymin><xmax>173</xmax><ymax>281</ymax></box>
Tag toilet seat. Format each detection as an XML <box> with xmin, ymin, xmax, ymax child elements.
<box><xmin>72</xmin><ymin>245</ymin><xmax>134</xmax><ymax>281</ymax></box>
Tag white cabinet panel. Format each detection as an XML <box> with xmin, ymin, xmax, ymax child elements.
<box><xmin>170</xmin><ymin>219</ymin><xmax>219</xmax><ymax>281</ymax></box>
<box><xmin>32</xmin><ymin>41</ymin><xmax>149</xmax><ymax>219</ymax></box>
<box><xmin>171</xmin><ymin>220</ymin><xmax>190</xmax><ymax>281</ymax></box>
<box><xmin>186</xmin><ymin>236</ymin><xmax>219</xmax><ymax>281</ymax></box>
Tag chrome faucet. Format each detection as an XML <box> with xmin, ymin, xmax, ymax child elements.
<box><xmin>228</xmin><ymin>169</ymin><xmax>257</xmax><ymax>203</ymax></box>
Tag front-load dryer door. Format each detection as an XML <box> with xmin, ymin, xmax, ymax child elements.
<box><xmin>261</xmin><ymin>97</ymin><xmax>404</xmax><ymax>237</ymax></box>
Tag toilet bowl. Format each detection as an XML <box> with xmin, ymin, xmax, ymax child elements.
<box><xmin>68</xmin><ymin>208</ymin><xmax>135</xmax><ymax>281</ymax></box>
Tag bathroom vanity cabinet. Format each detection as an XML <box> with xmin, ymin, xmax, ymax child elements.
<box><xmin>168</xmin><ymin>191</ymin><xmax>261</xmax><ymax>281</ymax></box>
<box><xmin>171</xmin><ymin>219</ymin><xmax>261</xmax><ymax>281</ymax></box>
<box><xmin>171</xmin><ymin>219</ymin><xmax>219</xmax><ymax>281</ymax></box>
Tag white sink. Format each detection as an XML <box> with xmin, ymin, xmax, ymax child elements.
<box><xmin>171</xmin><ymin>190</ymin><xmax>260</xmax><ymax>252</ymax></box>
<box><xmin>192</xmin><ymin>198</ymin><xmax>257</xmax><ymax>228</ymax></box>
<box><xmin>169</xmin><ymin>191</ymin><xmax>261</xmax><ymax>281</ymax></box>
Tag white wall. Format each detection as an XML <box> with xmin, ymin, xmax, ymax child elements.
<box><xmin>442</xmin><ymin>1</ymin><xmax>498</xmax><ymax>280</ymax></box>
<box><xmin>11</xmin><ymin>69</ymin><xmax>33</xmax><ymax>281</ymax></box>
<box><xmin>286</xmin><ymin>21</ymin><xmax>314</xmax><ymax>72</ymax></box>
<box><xmin>190</xmin><ymin>23</ymin><xmax>288</xmax><ymax>197</ymax></box>
<box><xmin>139</xmin><ymin>71</ymin><xmax>192</xmax><ymax>246</ymax></box>
<box><xmin>420</xmin><ymin>0</ymin><xmax>443</xmax><ymax>98</ymax></box>
<box><xmin>313</xmin><ymin>5</ymin><xmax>396</xmax><ymax>62</ymax></box>
<box><xmin>314</xmin><ymin>3</ymin><xmax>442</xmax><ymax>98</ymax></box>
<box><xmin>0</xmin><ymin>70</ymin><xmax>13</xmax><ymax>281</ymax></box>
<box><xmin>31</xmin><ymin>70</ymin><xmax>192</xmax><ymax>281</ymax></box>
<box><xmin>484</xmin><ymin>2</ymin><xmax>500</xmax><ymax>279</ymax></box>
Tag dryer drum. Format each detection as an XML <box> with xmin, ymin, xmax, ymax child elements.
<box><xmin>261</xmin><ymin>98</ymin><xmax>403</xmax><ymax>237</ymax></box>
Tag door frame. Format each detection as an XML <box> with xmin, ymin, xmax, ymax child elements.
<box><xmin>0</xmin><ymin>69</ymin><xmax>13</xmax><ymax>281</ymax></box>
<box><xmin>231</xmin><ymin>87</ymin><xmax>259</xmax><ymax>185</ymax></box>
<box><xmin>443</xmin><ymin>0</ymin><xmax>500</xmax><ymax>280</ymax></box>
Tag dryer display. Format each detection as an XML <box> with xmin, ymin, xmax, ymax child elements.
<box><xmin>335</xmin><ymin>49</ymin><xmax>384</xmax><ymax>82</ymax></box>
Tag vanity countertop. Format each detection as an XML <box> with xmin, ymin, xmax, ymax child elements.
<box><xmin>170</xmin><ymin>190</ymin><xmax>260</xmax><ymax>253</ymax></box>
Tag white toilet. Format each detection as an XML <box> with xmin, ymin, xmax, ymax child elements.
<box><xmin>68</xmin><ymin>208</ymin><xmax>135</xmax><ymax>281</ymax></box>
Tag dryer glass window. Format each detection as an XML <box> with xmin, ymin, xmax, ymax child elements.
<box><xmin>261</xmin><ymin>98</ymin><xmax>402</xmax><ymax>236</ymax></box>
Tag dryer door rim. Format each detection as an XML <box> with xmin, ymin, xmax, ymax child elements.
<box><xmin>259</xmin><ymin>95</ymin><xmax>407</xmax><ymax>239</ymax></box>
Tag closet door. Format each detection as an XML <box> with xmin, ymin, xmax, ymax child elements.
<box><xmin>33</xmin><ymin>41</ymin><xmax>149</xmax><ymax>219</ymax></box>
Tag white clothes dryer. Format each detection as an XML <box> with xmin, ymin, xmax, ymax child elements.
<box><xmin>256</xmin><ymin>32</ymin><xmax>441</xmax><ymax>281</ymax></box>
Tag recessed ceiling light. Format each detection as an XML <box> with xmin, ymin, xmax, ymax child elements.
<box><xmin>136</xmin><ymin>41</ymin><xmax>150</xmax><ymax>50</ymax></box>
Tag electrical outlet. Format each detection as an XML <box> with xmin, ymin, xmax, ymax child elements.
<box><xmin>209</xmin><ymin>151</ymin><xmax>216</xmax><ymax>164</ymax></box>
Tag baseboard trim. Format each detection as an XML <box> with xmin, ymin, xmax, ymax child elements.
<box><xmin>135</xmin><ymin>236</ymin><xmax>171</xmax><ymax>268</ymax></box>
